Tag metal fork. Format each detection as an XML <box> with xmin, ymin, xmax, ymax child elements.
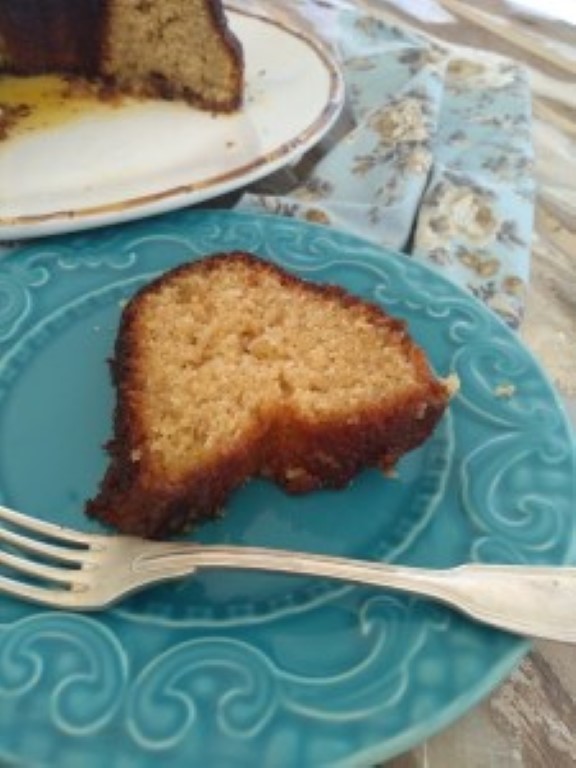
<box><xmin>0</xmin><ymin>503</ymin><xmax>575</xmax><ymax>642</ymax></box>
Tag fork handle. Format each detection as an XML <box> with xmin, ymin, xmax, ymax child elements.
<box><xmin>134</xmin><ymin>544</ymin><xmax>576</xmax><ymax>642</ymax></box>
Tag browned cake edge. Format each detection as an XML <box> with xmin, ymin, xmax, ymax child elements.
<box><xmin>86</xmin><ymin>252</ymin><xmax>453</xmax><ymax>538</ymax></box>
<box><xmin>194</xmin><ymin>0</ymin><xmax>244</xmax><ymax>111</ymax></box>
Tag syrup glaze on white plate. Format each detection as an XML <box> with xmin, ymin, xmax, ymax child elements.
<box><xmin>0</xmin><ymin>9</ymin><xmax>344</xmax><ymax>239</ymax></box>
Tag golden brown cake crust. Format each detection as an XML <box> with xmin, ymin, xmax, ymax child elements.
<box><xmin>86</xmin><ymin>252</ymin><xmax>452</xmax><ymax>538</ymax></box>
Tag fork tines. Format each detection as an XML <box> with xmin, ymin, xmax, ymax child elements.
<box><xmin>0</xmin><ymin>504</ymin><xmax>100</xmax><ymax>604</ymax></box>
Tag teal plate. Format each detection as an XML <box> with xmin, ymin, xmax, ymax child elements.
<box><xmin>0</xmin><ymin>210</ymin><xmax>574</xmax><ymax>767</ymax></box>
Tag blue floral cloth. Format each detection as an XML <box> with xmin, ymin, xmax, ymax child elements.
<box><xmin>239</xmin><ymin>5</ymin><xmax>535</xmax><ymax>328</ymax></box>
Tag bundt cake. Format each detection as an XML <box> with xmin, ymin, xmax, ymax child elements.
<box><xmin>0</xmin><ymin>0</ymin><xmax>243</xmax><ymax>111</ymax></box>
<box><xmin>87</xmin><ymin>252</ymin><xmax>454</xmax><ymax>538</ymax></box>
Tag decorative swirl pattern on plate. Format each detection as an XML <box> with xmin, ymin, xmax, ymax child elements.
<box><xmin>0</xmin><ymin>274</ymin><xmax>31</xmax><ymax>342</ymax></box>
<box><xmin>0</xmin><ymin>253</ymin><xmax>56</xmax><ymax>342</ymax></box>
<box><xmin>0</xmin><ymin>614</ymin><xmax>127</xmax><ymax>736</ymax></box>
<box><xmin>461</xmin><ymin>436</ymin><xmax>570</xmax><ymax>563</ymax></box>
<box><xmin>452</xmin><ymin>339</ymin><xmax>575</xmax><ymax>563</ymax></box>
<box><xmin>128</xmin><ymin>638</ymin><xmax>279</xmax><ymax>748</ymax></box>
<box><xmin>0</xmin><ymin>243</ymin><xmax>139</xmax><ymax>345</ymax></box>
<box><xmin>0</xmin><ymin>276</ymin><xmax>154</xmax><ymax>403</ymax></box>
<box><xmin>127</xmin><ymin>594</ymin><xmax>450</xmax><ymax>753</ymax></box>
<box><xmin>279</xmin><ymin>595</ymin><xmax>450</xmax><ymax>722</ymax></box>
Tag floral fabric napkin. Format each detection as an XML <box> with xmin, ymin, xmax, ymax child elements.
<box><xmin>239</xmin><ymin>4</ymin><xmax>535</xmax><ymax>329</ymax></box>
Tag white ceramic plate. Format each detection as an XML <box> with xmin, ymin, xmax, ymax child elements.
<box><xmin>0</xmin><ymin>9</ymin><xmax>344</xmax><ymax>240</ymax></box>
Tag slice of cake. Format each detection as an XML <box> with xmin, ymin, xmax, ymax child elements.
<box><xmin>87</xmin><ymin>252</ymin><xmax>454</xmax><ymax>538</ymax></box>
<box><xmin>0</xmin><ymin>0</ymin><xmax>243</xmax><ymax>112</ymax></box>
